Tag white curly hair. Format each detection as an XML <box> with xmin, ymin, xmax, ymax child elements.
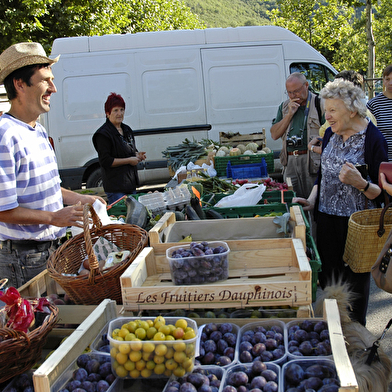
<box><xmin>320</xmin><ymin>78</ymin><xmax>367</xmax><ymax>118</ymax></box>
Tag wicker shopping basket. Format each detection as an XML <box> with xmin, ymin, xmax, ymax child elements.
<box><xmin>47</xmin><ymin>203</ymin><xmax>148</xmax><ymax>305</ymax></box>
<box><xmin>343</xmin><ymin>203</ymin><xmax>392</xmax><ymax>273</ymax></box>
<box><xmin>0</xmin><ymin>301</ymin><xmax>59</xmax><ymax>384</ymax></box>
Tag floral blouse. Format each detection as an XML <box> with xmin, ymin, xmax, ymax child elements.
<box><xmin>318</xmin><ymin>128</ymin><xmax>376</xmax><ymax>217</ymax></box>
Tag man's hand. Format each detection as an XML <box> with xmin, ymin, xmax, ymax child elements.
<box><xmin>51</xmin><ymin>202</ymin><xmax>85</xmax><ymax>227</ymax></box>
<box><xmin>287</xmin><ymin>98</ymin><xmax>301</xmax><ymax>116</ymax></box>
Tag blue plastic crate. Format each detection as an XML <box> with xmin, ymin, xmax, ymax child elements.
<box><xmin>227</xmin><ymin>159</ymin><xmax>267</xmax><ymax>179</ymax></box>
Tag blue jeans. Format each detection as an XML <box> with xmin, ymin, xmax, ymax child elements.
<box><xmin>106</xmin><ymin>192</ymin><xmax>127</xmax><ymax>205</ymax></box>
<box><xmin>0</xmin><ymin>240</ymin><xmax>59</xmax><ymax>288</ymax></box>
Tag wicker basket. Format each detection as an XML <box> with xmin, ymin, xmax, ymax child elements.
<box><xmin>0</xmin><ymin>302</ymin><xmax>59</xmax><ymax>384</ymax></box>
<box><xmin>47</xmin><ymin>204</ymin><xmax>148</xmax><ymax>305</ymax></box>
<box><xmin>343</xmin><ymin>204</ymin><xmax>392</xmax><ymax>273</ymax></box>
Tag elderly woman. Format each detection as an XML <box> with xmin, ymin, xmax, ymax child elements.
<box><xmin>294</xmin><ymin>79</ymin><xmax>388</xmax><ymax>326</ymax></box>
<box><xmin>93</xmin><ymin>93</ymin><xmax>146</xmax><ymax>204</ymax></box>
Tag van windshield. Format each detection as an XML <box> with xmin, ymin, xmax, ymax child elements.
<box><xmin>290</xmin><ymin>63</ymin><xmax>336</xmax><ymax>94</ymax></box>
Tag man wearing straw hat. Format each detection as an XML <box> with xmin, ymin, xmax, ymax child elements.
<box><xmin>0</xmin><ymin>42</ymin><xmax>105</xmax><ymax>288</ymax></box>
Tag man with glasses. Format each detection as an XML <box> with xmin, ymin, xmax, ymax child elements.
<box><xmin>270</xmin><ymin>72</ymin><xmax>323</xmax><ymax>198</ymax></box>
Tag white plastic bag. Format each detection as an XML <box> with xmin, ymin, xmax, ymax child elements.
<box><xmin>214</xmin><ymin>183</ymin><xmax>266</xmax><ymax>207</ymax></box>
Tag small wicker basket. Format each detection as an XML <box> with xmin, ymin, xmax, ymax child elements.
<box><xmin>343</xmin><ymin>204</ymin><xmax>392</xmax><ymax>273</ymax></box>
<box><xmin>0</xmin><ymin>302</ymin><xmax>59</xmax><ymax>384</ymax></box>
<box><xmin>47</xmin><ymin>203</ymin><xmax>148</xmax><ymax>305</ymax></box>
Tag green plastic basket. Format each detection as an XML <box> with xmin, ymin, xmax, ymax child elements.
<box><xmin>214</xmin><ymin>153</ymin><xmax>274</xmax><ymax>177</ymax></box>
<box><xmin>306</xmin><ymin>233</ymin><xmax>322</xmax><ymax>302</ymax></box>
<box><xmin>203</xmin><ymin>203</ymin><xmax>289</xmax><ymax>218</ymax></box>
<box><xmin>201</xmin><ymin>190</ymin><xmax>296</xmax><ymax>206</ymax></box>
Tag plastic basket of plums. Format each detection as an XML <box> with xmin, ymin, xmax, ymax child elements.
<box><xmin>166</xmin><ymin>241</ymin><xmax>230</xmax><ymax>285</ymax></box>
<box><xmin>196</xmin><ymin>322</ymin><xmax>240</xmax><ymax>369</ymax></box>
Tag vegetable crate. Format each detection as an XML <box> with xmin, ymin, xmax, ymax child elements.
<box><xmin>227</xmin><ymin>160</ymin><xmax>267</xmax><ymax>179</ymax></box>
<box><xmin>214</xmin><ymin>153</ymin><xmax>274</xmax><ymax>177</ymax></box>
<box><xmin>201</xmin><ymin>190</ymin><xmax>296</xmax><ymax>206</ymax></box>
<box><xmin>203</xmin><ymin>203</ymin><xmax>290</xmax><ymax>218</ymax></box>
<box><xmin>307</xmin><ymin>234</ymin><xmax>321</xmax><ymax>302</ymax></box>
<box><xmin>149</xmin><ymin>206</ymin><xmax>307</xmax><ymax>246</ymax></box>
<box><xmin>120</xmin><ymin>237</ymin><xmax>313</xmax><ymax>312</ymax></box>
<box><xmin>219</xmin><ymin>131</ymin><xmax>266</xmax><ymax>149</ymax></box>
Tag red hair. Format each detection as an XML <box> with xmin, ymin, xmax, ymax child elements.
<box><xmin>104</xmin><ymin>92</ymin><xmax>125</xmax><ymax>115</ymax></box>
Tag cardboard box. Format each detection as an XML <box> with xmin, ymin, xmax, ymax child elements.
<box><xmin>120</xmin><ymin>238</ymin><xmax>312</xmax><ymax>312</ymax></box>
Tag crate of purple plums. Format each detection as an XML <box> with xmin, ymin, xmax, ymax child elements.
<box><xmin>166</xmin><ymin>241</ymin><xmax>230</xmax><ymax>285</ymax></box>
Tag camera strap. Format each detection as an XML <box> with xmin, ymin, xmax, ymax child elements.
<box><xmin>302</xmin><ymin>91</ymin><xmax>312</xmax><ymax>132</ymax></box>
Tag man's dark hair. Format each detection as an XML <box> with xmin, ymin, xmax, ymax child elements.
<box><xmin>3</xmin><ymin>63</ymin><xmax>50</xmax><ymax>100</ymax></box>
<box><xmin>334</xmin><ymin>70</ymin><xmax>364</xmax><ymax>88</ymax></box>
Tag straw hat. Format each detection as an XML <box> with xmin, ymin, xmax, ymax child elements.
<box><xmin>0</xmin><ymin>42</ymin><xmax>60</xmax><ymax>84</ymax></box>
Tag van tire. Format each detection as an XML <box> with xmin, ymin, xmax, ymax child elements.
<box><xmin>86</xmin><ymin>168</ymin><xmax>103</xmax><ymax>188</ymax></box>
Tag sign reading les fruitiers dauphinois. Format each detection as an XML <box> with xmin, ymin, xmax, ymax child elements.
<box><xmin>135</xmin><ymin>284</ymin><xmax>301</xmax><ymax>307</ymax></box>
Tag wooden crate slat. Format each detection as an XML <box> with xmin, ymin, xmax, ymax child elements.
<box><xmin>33</xmin><ymin>299</ymin><xmax>118</xmax><ymax>392</ymax></box>
<box><xmin>324</xmin><ymin>299</ymin><xmax>359</xmax><ymax>392</ymax></box>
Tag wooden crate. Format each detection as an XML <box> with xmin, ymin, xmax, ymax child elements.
<box><xmin>219</xmin><ymin>131</ymin><xmax>266</xmax><ymax>149</ymax></box>
<box><xmin>120</xmin><ymin>237</ymin><xmax>312</xmax><ymax>312</ymax></box>
<box><xmin>33</xmin><ymin>299</ymin><xmax>118</xmax><ymax>392</ymax></box>
<box><xmin>18</xmin><ymin>269</ymin><xmax>123</xmax><ymax>329</ymax></box>
<box><xmin>31</xmin><ymin>299</ymin><xmax>356</xmax><ymax>392</ymax></box>
<box><xmin>149</xmin><ymin>205</ymin><xmax>307</xmax><ymax>248</ymax></box>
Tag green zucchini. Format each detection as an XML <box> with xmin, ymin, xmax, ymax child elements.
<box><xmin>206</xmin><ymin>209</ymin><xmax>225</xmax><ymax>219</ymax></box>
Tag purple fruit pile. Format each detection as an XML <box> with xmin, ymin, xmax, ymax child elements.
<box><xmin>238</xmin><ymin>324</ymin><xmax>285</xmax><ymax>363</ymax></box>
<box><xmin>284</xmin><ymin>361</ymin><xmax>340</xmax><ymax>391</ymax></box>
<box><xmin>196</xmin><ymin>322</ymin><xmax>237</xmax><ymax>366</ymax></box>
<box><xmin>287</xmin><ymin>320</ymin><xmax>332</xmax><ymax>357</ymax></box>
<box><xmin>58</xmin><ymin>353</ymin><xmax>115</xmax><ymax>392</ymax></box>
<box><xmin>164</xmin><ymin>367</ymin><xmax>222</xmax><ymax>392</ymax></box>
<box><xmin>169</xmin><ymin>241</ymin><xmax>229</xmax><ymax>285</ymax></box>
<box><xmin>222</xmin><ymin>361</ymin><xmax>279</xmax><ymax>392</ymax></box>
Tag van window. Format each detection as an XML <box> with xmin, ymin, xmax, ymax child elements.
<box><xmin>290</xmin><ymin>63</ymin><xmax>336</xmax><ymax>94</ymax></box>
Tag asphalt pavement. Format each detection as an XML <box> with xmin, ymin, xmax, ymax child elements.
<box><xmin>366</xmin><ymin>278</ymin><xmax>392</xmax><ymax>391</ymax></box>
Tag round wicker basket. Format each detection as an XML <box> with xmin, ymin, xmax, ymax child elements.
<box><xmin>47</xmin><ymin>203</ymin><xmax>148</xmax><ymax>305</ymax></box>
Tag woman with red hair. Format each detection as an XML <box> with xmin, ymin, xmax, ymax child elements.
<box><xmin>93</xmin><ymin>93</ymin><xmax>146</xmax><ymax>204</ymax></box>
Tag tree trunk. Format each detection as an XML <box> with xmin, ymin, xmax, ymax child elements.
<box><xmin>366</xmin><ymin>0</ymin><xmax>375</xmax><ymax>98</ymax></box>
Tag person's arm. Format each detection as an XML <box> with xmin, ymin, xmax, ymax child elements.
<box><xmin>0</xmin><ymin>189</ymin><xmax>106</xmax><ymax>228</ymax></box>
<box><xmin>380</xmin><ymin>173</ymin><xmax>392</xmax><ymax>197</ymax></box>
<box><xmin>94</xmin><ymin>133</ymin><xmax>141</xmax><ymax>168</ymax></box>
<box><xmin>0</xmin><ymin>204</ymin><xmax>84</xmax><ymax>227</ymax></box>
<box><xmin>270</xmin><ymin>99</ymin><xmax>300</xmax><ymax>140</ymax></box>
<box><xmin>61</xmin><ymin>188</ymin><xmax>106</xmax><ymax>206</ymax></box>
<box><xmin>292</xmin><ymin>185</ymin><xmax>318</xmax><ymax>211</ymax></box>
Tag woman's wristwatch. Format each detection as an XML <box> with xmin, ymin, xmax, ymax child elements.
<box><xmin>359</xmin><ymin>181</ymin><xmax>370</xmax><ymax>192</ymax></box>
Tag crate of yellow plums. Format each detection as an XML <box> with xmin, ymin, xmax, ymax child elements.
<box><xmin>107</xmin><ymin>316</ymin><xmax>198</xmax><ymax>379</ymax></box>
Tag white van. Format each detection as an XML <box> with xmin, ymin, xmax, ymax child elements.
<box><xmin>42</xmin><ymin>26</ymin><xmax>337</xmax><ymax>189</ymax></box>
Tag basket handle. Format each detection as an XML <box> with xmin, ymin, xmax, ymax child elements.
<box><xmin>83</xmin><ymin>204</ymin><xmax>103</xmax><ymax>282</ymax></box>
<box><xmin>378</xmin><ymin>202</ymin><xmax>392</xmax><ymax>237</ymax></box>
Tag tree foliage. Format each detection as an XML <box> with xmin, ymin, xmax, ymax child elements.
<box><xmin>0</xmin><ymin>0</ymin><xmax>205</xmax><ymax>54</ymax></box>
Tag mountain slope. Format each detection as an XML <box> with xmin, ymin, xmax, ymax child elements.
<box><xmin>184</xmin><ymin>0</ymin><xmax>277</xmax><ymax>28</ymax></box>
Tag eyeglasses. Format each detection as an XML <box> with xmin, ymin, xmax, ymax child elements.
<box><xmin>285</xmin><ymin>83</ymin><xmax>306</xmax><ymax>96</ymax></box>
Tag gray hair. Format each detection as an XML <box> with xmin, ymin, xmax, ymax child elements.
<box><xmin>287</xmin><ymin>72</ymin><xmax>307</xmax><ymax>84</ymax></box>
<box><xmin>320</xmin><ymin>78</ymin><xmax>367</xmax><ymax>118</ymax></box>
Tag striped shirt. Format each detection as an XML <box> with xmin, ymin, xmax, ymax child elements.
<box><xmin>0</xmin><ymin>114</ymin><xmax>66</xmax><ymax>241</ymax></box>
<box><xmin>367</xmin><ymin>93</ymin><xmax>392</xmax><ymax>161</ymax></box>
